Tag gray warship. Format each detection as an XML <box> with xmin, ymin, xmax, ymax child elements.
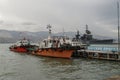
<box><xmin>73</xmin><ymin>25</ymin><xmax>114</xmax><ymax>44</ymax></box>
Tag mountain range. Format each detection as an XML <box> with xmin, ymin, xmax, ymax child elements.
<box><xmin>0</xmin><ymin>29</ymin><xmax>115</xmax><ymax>43</ymax></box>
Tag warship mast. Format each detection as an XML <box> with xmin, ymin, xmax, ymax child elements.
<box><xmin>117</xmin><ymin>2</ymin><xmax>120</xmax><ymax>54</ymax></box>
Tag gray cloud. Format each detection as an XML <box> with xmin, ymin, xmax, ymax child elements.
<box><xmin>0</xmin><ymin>0</ymin><xmax>119</xmax><ymax>38</ymax></box>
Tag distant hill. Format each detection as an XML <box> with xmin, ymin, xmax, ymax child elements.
<box><xmin>0</xmin><ymin>29</ymin><xmax>115</xmax><ymax>43</ymax></box>
<box><xmin>0</xmin><ymin>30</ymin><xmax>76</xmax><ymax>43</ymax></box>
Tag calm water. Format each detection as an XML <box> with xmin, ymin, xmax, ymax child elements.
<box><xmin>0</xmin><ymin>44</ymin><xmax>120</xmax><ymax>80</ymax></box>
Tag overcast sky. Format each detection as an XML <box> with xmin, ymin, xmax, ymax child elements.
<box><xmin>0</xmin><ymin>0</ymin><xmax>119</xmax><ymax>38</ymax></box>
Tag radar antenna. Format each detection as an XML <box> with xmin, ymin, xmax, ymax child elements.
<box><xmin>47</xmin><ymin>24</ymin><xmax>52</xmax><ymax>39</ymax></box>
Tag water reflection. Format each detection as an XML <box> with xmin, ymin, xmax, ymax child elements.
<box><xmin>41</xmin><ymin>57</ymin><xmax>73</xmax><ymax>66</ymax></box>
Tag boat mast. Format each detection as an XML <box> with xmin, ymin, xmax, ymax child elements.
<box><xmin>47</xmin><ymin>24</ymin><xmax>52</xmax><ymax>39</ymax></box>
<box><xmin>86</xmin><ymin>24</ymin><xmax>88</xmax><ymax>33</ymax></box>
<box><xmin>85</xmin><ymin>24</ymin><xmax>89</xmax><ymax>46</ymax></box>
<box><xmin>117</xmin><ymin>2</ymin><xmax>120</xmax><ymax>54</ymax></box>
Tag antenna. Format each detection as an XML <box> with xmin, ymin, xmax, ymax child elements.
<box><xmin>117</xmin><ymin>2</ymin><xmax>120</xmax><ymax>54</ymax></box>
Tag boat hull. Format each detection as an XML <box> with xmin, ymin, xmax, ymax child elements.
<box><xmin>33</xmin><ymin>48</ymin><xmax>74</xmax><ymax>59</ymax></box>
<box><xmin>10</xmin><ymin>47</ymin><xmax>27</xmax><ymax>52</ymax></box>
<box><xmin>9</xmin><ymin>45</ymin><xmax>39</xmax><ymax>53</ymax></box>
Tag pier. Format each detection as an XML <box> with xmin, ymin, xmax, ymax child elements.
<box><xmin>73</xmin><ymin>50</ymin><xmax>120</xmax><ymax>61</ymax></box>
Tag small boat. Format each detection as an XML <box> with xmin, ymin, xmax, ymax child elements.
<box><xmin>33</xmin><ymin>25</ymin><xmax>85</xmax><ymax>58</ymax></box>
<box><xmin>9</xmin><ymin>38</ymin><xmax>38</xmax><ymax>53</ymax></box>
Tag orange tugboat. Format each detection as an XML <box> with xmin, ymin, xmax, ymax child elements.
<box><xmin>33</xmin><ymin>25</ymin><xmax>85</xmax><ymax>58</ymax></box>
<box><xmin>9</xmin><ymin>38</ymin><xmax>38</xmax><ymax>53</ymax></box>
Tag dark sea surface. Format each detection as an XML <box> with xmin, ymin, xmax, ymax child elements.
<box><xmin>0</xmin><ymin>44</ymin><xmax>120</xmax><ymax>80</ymax></box>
